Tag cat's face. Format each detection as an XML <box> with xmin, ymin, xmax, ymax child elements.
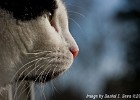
<box><xmin>0</xmin><ymin>0</ymin><xmax>79</xmax><ymax>86</ymax></box>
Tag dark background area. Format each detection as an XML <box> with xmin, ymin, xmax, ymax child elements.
<box><xmin>36</xmin><ymin>0</ymin><xmax>140</xmax><ymax>100</ymax></box>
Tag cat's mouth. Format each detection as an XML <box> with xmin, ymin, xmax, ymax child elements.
<box><xmin>18</xmin><ymin>69</ymin><xmax>65</xmax><ymax>83</ymax></box>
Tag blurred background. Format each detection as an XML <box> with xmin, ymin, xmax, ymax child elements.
<box><xmin>36</xmin><ymin>0</ymin><xmax>140</xmax><ymax>99</ymax></box>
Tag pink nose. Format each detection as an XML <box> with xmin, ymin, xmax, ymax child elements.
<box><xmin>69</xmin><ymin>47</ymin><xmax>79</xmax><ymax>58</ymax></box>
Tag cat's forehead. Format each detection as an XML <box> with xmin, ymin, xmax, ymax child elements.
<box><xmin>0</xmin><ymin>0</ymin><xmax>61</xmax><ymax>20</ymax></box>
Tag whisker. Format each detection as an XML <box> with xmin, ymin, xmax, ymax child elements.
<box><xmin>14</xmin><ymin>63</ymin><xmax>35</xmax><ymax>100</ymax></box>
<box><xmin>25</xmin><ymin>85</ymin><xmax>33</xmax><ymax>100</ymax></box>
<box><xmin>27</xmin><ymin>53</ymin><xmax>53</xmax><ymax>62</ymax></box>
<box><xmin>15</xmin><ymin>57</ymin><xmax>49</xmax><ymax>83</ymax></box>
<box><xmin>33</xmin><ymin>57</ymin><xmax>52</xmax><ymax>78</ymax></box>
<box><xmin>43</xmin><ymin>56</ymin><xmax>59</xmax><ymax>83</ymax></box>
<box><xmin>50</xmin><ymin>63</ymin><xmax>58</xmax><ymax>83</ymax></box>
<box><xmin>46</xmin><ymin>63</ymin><xmax>61</xmax><ymax>96</ymax></box>
<box><xmin>42</xmin><ymin>64</ymin><xmax>57</xmax><ymax>83</ymax></box>
<box><xmin>25</xmin><ymin>68</ymin><xmax>52</xmax><ymax>100</ymax></box>
<box><xmin>37</xmin><ymin>63</ymin><xmax>53</xmax><ymax>83</ymax></box>
<box><xmin>25</xmin><ymin>50</ymin><xmax>52</xmax><ymax>55</ymax></box>
<box><xmin>23</xmin><ymin>57</ymin><xmax>55</xmax><ymax>100</ymax></box>
<box><xmin>25</xmin><ymin>82</ymin><xmax>35</xmax><ymax>100</ymax></box>
<box><xmin>51</xmin><ymin>80</ymin><xmax>61</xmax><ymax>95</ymax></box>
<box><xmin>14</xmin><ymin>58</ymin><xmax>48</xmax><ymax>99</ymax></box>
<box><xmin>13</xmin><ymin>66</ymin><xmax>34</xmax><ymax>100</ymax></box>
<box><xmin>13</xmin><ymin>81</ymin><xmax>29</xmax><ymax>100</ymax></box>
<box><xmin>65</xmin><ymin>3</ymin><xmax>86</xmax><ymax>11</ymax></box>
<box><xmin>25</xmin><ymin>65</ymin><xmax>53</xmax><ymax>100</ymax></box>
<box><xmin>16</xmin><ymin>81</ymin><xmax>29</xmax><ymax>99</ymax></box>
<box><xmin>68</xmin><ymin>11</ymin><xmax>86</xmax><ymax>19</ymax></box>
<box><xmin>69</xmin><ymin>18</ymin><xmax>82</xmax><ymax>30</ymax></box>
<box><xmin>34</xmin><ymin>58</ymin><xmax>54</xmax><ymax>82</ymax></box>
<box><xmin>41</xmin><ymin>83</ymin><xmax>46</xmax><ymax>100</ymax></box>
<box><xmin>10</xmin><ymin>58</ymin><xmax>44</xmax><ymax>82</ymax></box>
<box><xmin>15</xmin><ymin>60</ymin><xmax>40</xmax><ymax>83</ymax></box>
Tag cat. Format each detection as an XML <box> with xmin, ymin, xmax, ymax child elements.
<box><xmin>0</xmin><ymin>0</ymin><xmax>79</xmax><ymax>95</ymax></box>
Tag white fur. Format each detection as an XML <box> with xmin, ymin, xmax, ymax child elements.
<box><xmin>0</xmin><ymin>0</ymin><xmax>78</xmax><ymax>91</ymax></box>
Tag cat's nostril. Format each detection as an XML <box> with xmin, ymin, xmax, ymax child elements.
<box><xmin>69</xmin><ymin>47</ymin><xmax>79</xmax><ymax>58</ymax></box>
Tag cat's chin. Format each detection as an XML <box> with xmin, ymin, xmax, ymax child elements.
<box><xmin>18</xmin><ymin>69</ymin><xmax>66</xmax><ymax>83</ymax></box>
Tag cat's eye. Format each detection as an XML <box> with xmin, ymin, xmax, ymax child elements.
<box><xmin>47</xmin><ymin>12</ymin><xmax>53</xmax><ymax>21</ymax></box>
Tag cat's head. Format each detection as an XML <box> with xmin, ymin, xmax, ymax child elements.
<box><xmin>0</xmin><ymin>0</ymin><xmax>79</xmax><ymax>86</ymax></box>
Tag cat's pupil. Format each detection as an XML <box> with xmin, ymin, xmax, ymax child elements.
<box><xmin>47</xmin><ymin>12</ymin><xmax>53</xmax><ymax>21</ymax></box>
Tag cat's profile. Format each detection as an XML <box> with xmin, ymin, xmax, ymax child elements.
<box><xmin>0</xmin><ymin>0</ymin><xmax>78</xmax><ymax>95</ymax></box>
